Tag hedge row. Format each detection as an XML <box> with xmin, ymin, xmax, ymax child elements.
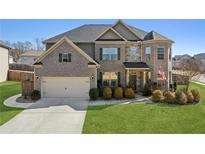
<box><xmin>89</xmin><ymin>87</ymin><xmax>135</xmax><ymax>100</ymax></box>
<box><xmin>152</xmin><ymin>89</ymin><xmax>200</xmax><ymax>105</ymax></box>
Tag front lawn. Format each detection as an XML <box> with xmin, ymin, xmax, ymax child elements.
<box><xmin>0</xmin><ymin>81</ymin><xmax>22</xmax><ymax>125</ymax></box>
<box><xmin>83</xmin><ymin>81</ymin><xmax>205</xmax><ymax>134</ymax></box>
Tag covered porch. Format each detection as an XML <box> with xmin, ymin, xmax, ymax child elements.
<box><xmin>123</xmin><ymin>62</ymin><xmax>150</xmax><ymax>91</ymax></box>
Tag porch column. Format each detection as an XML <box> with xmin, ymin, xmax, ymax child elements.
<box><xmin>126</xmin><ymin>69</ymin><xmax>129</xmax><ymax>86</ymax></box>
<box><xmin>143</xmin><ymin>71</ymin><xmax>146</xmax><ymax>86</ymax></box>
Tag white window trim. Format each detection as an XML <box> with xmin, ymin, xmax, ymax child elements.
<box><xmin>130</xmin><ymin>46</ymin><xmax>140</xmax><ymax>61</ymax></box>
<box><xmin>62</xmin><ymin>53</ymin><xmax>71</xmax><ymax>63</ymax></box>
<box><xmin>102</xmin><ymin>48</ymin><xmax>118</xmax><ymax>61</ymax></box>
<box><xmin>157</xmin><ymin>47</ymin><xmax>165</xmax><ymax>60</ymax></box>
<box><xmin>145</xmin><ymin>47</ymin><xmax>152</xmax><ymax>55</ymax></box>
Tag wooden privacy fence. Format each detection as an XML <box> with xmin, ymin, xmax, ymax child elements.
<box><xmin>9</xmin><ymin>64</ymin><xmax>34</xmax><ymax>71</ymax></box>
<box><xmin>8</xmin><ymin>70</ymin><xmax>34</xmax><ymax>96</ymax></box>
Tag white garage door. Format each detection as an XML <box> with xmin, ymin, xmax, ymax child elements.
<box><xmin>41</xmin><ymin>77</ymin><xmax>90</xmax><ymax>98</ymax></box>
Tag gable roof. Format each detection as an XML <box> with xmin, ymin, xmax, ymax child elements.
<box><xmin>43</xmin><ymin>24</ymin><xmax>111</xmax><ymax>43</ymax></box>
<box><xmin>112</xmin><ymin>20</ymin><xmax>142</xmax><ymax>40</ymax></box>
<box><xmin>35</xmin><ymin>36</ymin><xmax>99</xmax><ymax>67</ymax></box>
<box><xmin>144</xmin><ymin>31</ymin><xmax>174</xmax><ymax>42</ymax></box>
<box><xmin>21</xmin><ymin>51</ymin><xmax>45</xmax><ymax>57</ymax></box>
<box><xmin>43</xmin><ymin>20</ymin><xmax>173</xmax><ymax>43</ymax></box>
<box><xmin>95</xmin><ymin>27</ymin><xmax>127</xmax><ymax>41</ymax></box>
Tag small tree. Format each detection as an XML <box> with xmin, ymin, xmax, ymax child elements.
<box><xmin>180</xmin><ymin>58</ymin><xmax>200</xmax><ymax>91</ymax></box>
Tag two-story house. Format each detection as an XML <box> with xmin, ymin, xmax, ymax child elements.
<box><xmin>34</xmin><ymin>20</ymin><xmax>174</xmax><ymax>98</ymax></box>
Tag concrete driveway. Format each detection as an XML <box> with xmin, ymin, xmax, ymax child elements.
<box><xmin>0</xmin><ymin>98</ymin><xmax>88</xmax><ymax>134</ymax></box>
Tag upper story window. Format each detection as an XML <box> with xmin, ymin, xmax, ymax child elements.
<box><xmin>130</xmin><ymin>47</ymin><xmax>139</xmax><ymax>60</ymax></box>
<box><xmin>59</xmin><ymin>53</ymin><xmax>71</xmax><ymax>63</ymax></box>
<box><xmin>145</xmin><ymin>47</ymin><xmax>151</xmax><ymax>61</ymax></box>
<box><xmin>101</xmin><ymin>48</ymin><xmax>119</xmax><ymax>61</ymax></box>
<box><xmin>157</xmin><ymin>48</ymin><xmax>165</xmax><ymax>60</ymax></box>
<box><xmin>145</xmin><ymin>47</ymin><xmax>151</xmax><ymax>55</ymax></box>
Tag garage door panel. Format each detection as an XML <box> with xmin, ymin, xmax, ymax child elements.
<box><xmin>42</xmin><ymin>77</ymin><xmax>90</xmax><ymax>98</ymax></box>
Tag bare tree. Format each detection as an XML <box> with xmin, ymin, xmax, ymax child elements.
<box><xmin>1</xmin><ymin>39</ymin><xmax>45</xmax><ymax>62</ymax></box>
<box><xmin>181</xmin><ymin>57</ymin><xmax>201</xmax><ymax>90</ymax></box>
<box><xmin>34</xmin><ymin>38</ymin><xmax>45</xmax><ymax>51</ymax></box>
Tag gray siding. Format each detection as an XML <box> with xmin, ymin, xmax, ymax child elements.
<box><xmin>98</xmin><ymin>29</ymin><xmax>122</xmax><ymax>40</ymax></box>
<box><xmin>74</xmin><ymin>43</ymin><xmax>95</xmax><ymax>59</ymax></box>
<box><xmin>45</xmin><ymin>43</ymin><xmax>55</xmax><ymax>50</ymax></box>
<box><xmin>113</xmin><ymin>23</ymin><xmax>139</xmax><ymax>41</ymax></box>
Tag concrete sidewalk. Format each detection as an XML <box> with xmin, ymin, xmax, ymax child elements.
<box><xmin>4</xmin><ymin>94</ymin><xmax>35</xmax><ymax>109</ymax></box>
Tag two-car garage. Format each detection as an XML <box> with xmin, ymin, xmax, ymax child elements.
<box><xmin>41</xmin><ymin>77</ymin><xmax>90</xmax><ymax>99</ymax></box>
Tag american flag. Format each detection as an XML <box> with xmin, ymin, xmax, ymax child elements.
<box><xmin>158</xmin><ymin>70</ymin><xmax>166</xmax><ymax>80</ymax></box>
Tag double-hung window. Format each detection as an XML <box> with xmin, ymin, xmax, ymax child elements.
<box><xmin>130</xmin><ymin>47</ymin><xmax>139</xmax><ymax>61</ymax></box>
<box><xmin>145</xmin><ymin>47</ymin><xmax>151</xmax><ymax>60</ymax></box>
<box><xmin>102</xmin><ymin>48</ymin><xmax>118</xmax><ymax>60</ymax></box>
<box><xmin>157</xmin><ymin>48</ymin><xmax>165</xmax><ymax>60</ymax></box>
<box><xmin>102</xmin><ymin>72</ymin><xmax>118</xmax><ymax>87</ymax></box>
<box><xmin>59</xmin><ymin>53</ymin><xmax>71</xmax><ymax>63</ymax></box>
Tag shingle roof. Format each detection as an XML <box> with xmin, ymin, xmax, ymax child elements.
<box><xmin>44</xmin><ymin>24</ymin><xmax>111</xmax><ymax>43</ymax></box>
<box><xmin>0</xmin><ymin>43</ymin><xmax>11</xmax><ymax>49</ymax></box>
<box><xmin>21</xmin><ymin>51</ymin><xmax>45</xmax><ymax>57</ymax></box>
<box><xmin>128</xmin><ymin>26</ymin><xmax>148</xmax><ymax>40</ymax></box>
<box><xmin>144</xmin><ymin>30</ymin><xmax>172</xmax><ymax>41</ymax></box>
<box><xmin>123</xmin><ymin>62</ymin><xmax>150</xmax><ymax>69</ymax></box>
<box><xmin>43</xmin><ymin>22</ymin><xmax>172</xmax><ymax>43</ymax></box>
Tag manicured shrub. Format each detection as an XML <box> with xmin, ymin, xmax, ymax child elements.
<box><xmin>186</xmin><ymin>91</ymin><xmax>194</xmax><ymax>103</ymax></box>
<box><xmin>103</xmin><ymin>87</ymin><xmax>112</xmax><ymax>99</ymax></box>
<box><xmin>164</xmin><ymin>91</ymin><xmax>176</xmax><ymax>104</ymax></box>
<box><xmin>152</xmin><ymin>90</ymin><xmax>163</xmax><ymax>102</ymax></box>
<box><xmin>124</xmin><ymin>88</ymin><xmax>135</xmax><ymax>99</ymax></box>
<box><xmin>142</xmin><ymin>83</ymin><xmax>152</xmax><ymax>96</ymax></box>
<box><xmin>175</xmin><ymin>91</ymin><xmax>187</xmax><ymax>105</ymax></box>
<box><xmin>89</xmin><ymin>88</ymin><xmax>99</xmax><ymax>100</ymax></box>
<box><xmin>191</xmin><ymin>89</ymin><xmax>200</xmax><ymax>103</ymax></box>
<box><xmin>114</xmin><ymin>87</ymin><xmax>123</xmax><ymax>99</ymax></box>
<box><xmin>31</xmin><ymin>90</ymin><xmax>41</xmax><ymax>100</ymax></box>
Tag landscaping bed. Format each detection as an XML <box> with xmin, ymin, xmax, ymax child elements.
<box><xmin>83</xmin><ymin>81</ymin><xmax>205</xmax><ymax>134</ymax></box>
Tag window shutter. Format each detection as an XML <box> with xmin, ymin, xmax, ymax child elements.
<box><xmin>118</xmin><ymin>72</ymin><xmax>121</xmax><ymax>86</ymax></box>
<box><xmin>68</xmin><ymin>53</ymin><xmax>72</xmax><ymax>62</ymax></box>
<box><xmin>59</xmin><ymin>53</ymin><xmax>62</xmax><ymax>62</ymax></box>
<box><xmin>118</xmin><ymin>48</ymin><xmax>120</xmax><ymax>60</ymax></box>
<box><xmin>100</xmin><ymin>48</ymin><xmax>103</xmax><ymax>60</ymax></box>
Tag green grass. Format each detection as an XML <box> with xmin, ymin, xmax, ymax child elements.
<box><xmin>83</xmin><ymin>81</ymin><xmax>205</xmax><ymax>134</ymax></box>
<box><xmin>0</xmin><ymin>81</ymin><xmax>22</xmax><ymax>125</ymax></box>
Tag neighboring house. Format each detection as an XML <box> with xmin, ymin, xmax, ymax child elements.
<box><xmin>194</xmin><ymin>53</ymin><xmax>205</xmax><ymax>72</ymax></box>
<box><xmin>172</xmin><ymin>54</ymin><xmax>192</xmax><ymax>69</ymax></box>
<box><xmin>9</xmin><ymin>55</ymin><xmax>14</xmax><ymax>64</ymax></box>
<box><xmin>173</xmin><ymin>53</ymin><xmax>205</xmax><ymax>73</ymax></box>
<box><xmin>34</xmin><ymin>20</ymin><xmax>174</xmax><ymax>98</ymax></box>
<box><xmin>18</xmin><ymin>51</ymin><xmax>44</xmax><ymax>65</ymax></box>
<box><xmin>0</xmin><ymin>43</ymin><xmax>11</xmax><ymax>82</ymax></box>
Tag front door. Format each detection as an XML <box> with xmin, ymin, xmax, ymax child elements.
<box><xmin>129</xmin><ymin>74</ymin><xmax>137</xmax><ymax>90</ymax></box>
